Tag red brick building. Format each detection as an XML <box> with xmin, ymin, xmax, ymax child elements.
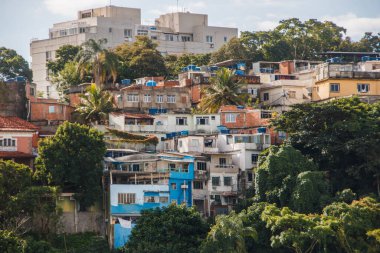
<box><xmin>0</xmin><ymin>116</ymin><xmax>39</xmax><ymax>167</ymax></box>
<box><xmin>219</xmin><ymin>105</ymin><xmax>284</xmax><ymax>144</ymax></box>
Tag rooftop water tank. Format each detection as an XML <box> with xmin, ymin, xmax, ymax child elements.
<box><xmin>146</xmin><ymin>80</ymin><xmax>157</xmax><ymax>87</ymax></box>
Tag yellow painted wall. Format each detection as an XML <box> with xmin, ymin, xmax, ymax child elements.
<box><xmin>312</xmin><ymin>79</ymin><xmax>380</xmax><ymax>101</ymax></box>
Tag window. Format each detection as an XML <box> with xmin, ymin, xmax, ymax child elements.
<box><xmin>288</xmin><ymin>90</ymin><xmax>296</xmax><ymax>98</ymax></box>
<box><xmin>169</xmin><ymin>163</ymin><xmax>176</xmax><ymax>170</ymax></box>
<box><xmin>206</xmin><ymin>35</ymin><xmax>213</xmax><ymax>43</ymax></box>
<box><xmin>224</xmin><ymin>177</ymin><xmax>232</xmax><ymax>186</ymax></box>
<box><xmin>109</xmin><ymin>27</ymin><xmax>112</xmax><ymax>33</ymax></box>
<box><xmin>127</xmin><ymin>94</ymin><xmax>139</xmax><ymax>102</ymax></box>
<box><xmin>357</xmin><ymin>83</ymin><xmax>369</xmax><ymax>93</ymax></box>
<box><xmin>137</xmin><ymin>29</ymin><xmax>148</xmax><ymax>36</ymax></box>
<box><xmin>124</xmin><ymin>29</ymin><xmax>132</xmax><ymax>38</ymax></box>
<box><xmin>156</xmin><ymin>95</ymin><xmax>163</xmax><ymax>103</ymax></box>
<box><xmin>30</xmin><ymin>87</ymin><xmax>35</xmax><ymax>96</ymax></box>
<box><xmin>181</xmin><ymin>36</ymin><xmax>192</xmax><ymax>42</ymax></box>
<box><xmin>197</xmin><ymin>162</ymin><xmax>207</xmax><ymax>171</ymax></box>
<box><xmin>49</xmin><ymin>106</ymin><xmax>55</xmax><ymax>113</ymax></box>
<box><xmin>176</xmin><ymin>117</ymin><xmax>187</xmax><ymax>125</ymax></box>
<box><xmin>193</xmin><ymin>181</ymin><xmax>203</xmax><ymax>189</ymax></box>
<box><xmin>212</xmin><ymin>177</ymin><xmax>220</xmax><ymax>186</ymax></box>
<box><xmin>118</xmin><ymin>193</ymin><xmax>136</xmax><ymax>204</ymax></box>
<box><xmin>263</xmin><ymin>93</ymin><xmax>269</xmax><ymax>101</ymax></box>
<box><xmin>79</xmin><ymin>27</ymin><xmax>86</xmax><ymax>33</ymax></box>
<box><xmin>211</xmin><ymin>116</ymin><xmax>215</xmax><ymax>120</ymax></box>
<box><xmin>179</xmin><ymin>140</ymin><xmax>183</xmax><ymax>147</ymax></box>
<box><xmin>330</xmin><ymin>83</ymin><xmax>340</xmax><ymax>92</ymax></box>
<box><xmin>196</xmin><ymin>117</ymin><xmax>209</xmax><ymax>125</ymax></box>
<box><xmin>248</xmin><ymin>88</ymin><xmax>258</xmax><ymax>96</ymax></box>
<box><xmin>151</xmin><ymin>36</ymin><xmax>158</xmax><ymax>40</ymax></box>
<box><xmin>171</xmin><ymin>183</ymin><xmax>177</xmax><ymax>190</ymax></box>
<box><xmin>159</xmin><ymin>196</ymin><xmax>169</xmax><ymax>203</ymax></box>
<box><xmin>219</xmin><ymin>158</ymin><xmax>227</xmax><ymax>166</ymax></box>
<box><xmin>261</xmin><ymin>111</ymin><xmax>272</xmax><ymax>119</ymax></box>
<box><xmin>130</xmin><ymin>164</ymin><xmax>140</xmax><ymax>172</ymax></box>
<box><xmin>183</xmin><ymin>164</ymin><xmax>189</xmax><ymax>172</ymax></box>
<box><xmin>251</xmin><ymin>154</ymin><xmax>259</xmax><ymax>164</ymax></box>
<box><xmin>59</xmin><ymin>30</ymin><xmax>67</xmax><ymax>37</ymax></box>
<box><xmin>0</xmin><ymin>138</ymin><xmax>16</xmax><ymax>147</ymax></box>
<box><xmin>46</xmin><ymin>51</ymin><xmax>52</xmax><ymax>61</ymax></box>
<box><xmin>144</xmin><ymin>196</ymin><xmax>156</xmax><ymax>203</ymax></box>
<box><xmin>224</xmin><ymin>36</ymin><xmax>228</xmax><ymax>42</ymax></box>
<box><xmin>167</xmin><ymin>95</ymin><xmax>176</xmax><ymax>103</ymax></box>
<box><xmin>165</xmin><ymin>34</ymin><xmax>174</xmax><ymax>41</ymax></box>
<box><xmin>247</xmin><ymin>172</ymin><xmax>253</xmax><ymax>182</ymax></box>
<box><xmin>225</xmin><ymin>113</ymin><xmax>236</xmax><ymax>123</ymax></box>
<box><xmin>81</xmin><ymin>12</ymin><xmax>91</xmax><ymax>18</ymax></box>
<box><xmin>143</xmin><ymin>94</ymin><xmax>151</xmax><ymax>103</ymax></box>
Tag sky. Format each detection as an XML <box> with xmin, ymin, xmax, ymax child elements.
<box><xmin>1</xmin><ymin>0</ymin><xmax>380</xmax><ymax>62</ymax></box>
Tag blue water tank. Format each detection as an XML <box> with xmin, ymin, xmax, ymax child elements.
<box><xmin>257</xmin><ymin>127</ymin><xmax>267</xmax><ymax>133</ymax></box>
<box><xmin>166</xmin><ymin>133</ymin><xmax>173</xmax><ymax>139</ymax></box>
<box><xmin>121</xmin><ymin>79</ymin><xmax>131</xmax><ymax>85</ymax></box>
<box><xmin>210</xmin><ymin>66</ymin><xmax>219</xmax><ymax>72</ymax></box>
<box><xmin>187</xmin><ymin>65</ymin><xmax>197</xmax><ymax>71</ymax></box>
<box><xmin>146</xmin><ymin>80</ymin><xmax>157</xmax><ymax>87</ymax></box>
<box><xmin>235</xmin><ymin>70</ymin><xmax>245</xmax><ymax>76</ymax></box>
<box><xmin>149</xmin><ymin>108</ymin><xmax>158</xmax><ymax>115</ymax></box>
<box><xmin>180</xmin><ymin>130</ymin><xmax>189</xmax><ymax>136</ymax></box>
<box><xmin>195</xmin><ymin>67</ymin><xmax>201</xmax><ymax>71</ymax></box>
<box><xmin>237</xmin><ymin>105</ymin><xmax>245</xmax><ymax>109</ymax></box>
<box><xmin>15</xmin><ymin>76</ymin><xmax>26</xmax><ymax>82</ymax></box>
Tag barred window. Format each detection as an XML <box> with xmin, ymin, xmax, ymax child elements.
<box><xmin>118</xmin><ymin>193</ymin><xmax>136</xmax><ymax>204</ymax></box>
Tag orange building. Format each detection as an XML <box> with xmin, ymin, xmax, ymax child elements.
<box><xmin>0</xmin><ymin>116</ymin><xmax>39</xmax><ymax>167</ymax></box>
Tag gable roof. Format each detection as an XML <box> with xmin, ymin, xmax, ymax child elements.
<box><xmin>0</xmin><ymin>116</ymin><xmax>39</xmax><ymax>131</ymax></box>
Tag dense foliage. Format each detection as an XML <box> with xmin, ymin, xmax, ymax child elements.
<box><xmin>0</xmin><ymin>47</ymin><xmax>32</xmax><ymax>81</ymax></box>
<box><xmin>271</xmin><ymin>97</ymin><xmax>380</xmax><ymax>196</ymax></box>
<box><xmin>37</xmin><ymin>122</ymin><xmax>106</xmax><ymax>209</ymax></box>
<box><xmin>115</xmin><ymin>36</ymin><xmax>167</xmax><ymax>80</ymax></box>
<box><xmin>255</xmin><ymin>145</ymin><xmax>330</xmax><ymax>213</ymax></box>
<box><xmin>123</xmin><ymin>205</ymin><xmax>208</xmax><ymax>253</ymax></box>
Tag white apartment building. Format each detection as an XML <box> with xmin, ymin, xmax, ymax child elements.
<box><xmin>30</xmin><ymin>5</ymin><xmax>238</xmax><ymax>98</ymax></box>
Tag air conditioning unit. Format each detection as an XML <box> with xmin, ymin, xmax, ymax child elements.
<box><xmin>210</xmin><ymin>43</ymin><xmax>214</xmax><ymax>48</ymax></box>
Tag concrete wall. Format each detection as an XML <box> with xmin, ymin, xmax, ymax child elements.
<box><xmin>0</xmin><ymin>82</ymin><xmax>27</xmax><ymax>118</ymax></box>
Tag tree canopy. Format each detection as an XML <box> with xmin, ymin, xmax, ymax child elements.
<box><xmin>271</xmin><ymin>97</ymin><xmax>380</xmax><ymax>196</ymax></box>
<box><xmin>115</xmin><ymin>36</ymin><xmax>167</xmax><ymax>80</ymax></box>
<box><xmin>255</xmin><ymin>145</ymin><xmax>331</xmax><ymax>213</ymax></box>
<box><xmin>36</xmin><ymin>122</ymin><xmax>106</xmax><ymax>209</ymax></box>
<box><xmin>124</xmin><ymin>205</ymin><xmax>208</xmax><ymax>253</ymax></box>
<box><xmin>0</xmin><ymin>47</ymin><xmax>32</xmax><ymax>81</ymax></box>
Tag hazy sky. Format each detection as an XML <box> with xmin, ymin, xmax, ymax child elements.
<box><xmin>1</xmin><ymin>0</ymin><xmax>379</xmax><ymax>62</ymax></box>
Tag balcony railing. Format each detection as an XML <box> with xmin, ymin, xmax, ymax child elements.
<box><xmin>328</xmin><ymin>71</ymin><xmax>380</xmax><ymax>79</ymax></box>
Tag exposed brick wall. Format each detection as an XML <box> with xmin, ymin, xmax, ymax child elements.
<box><xmin>0</xmin><ymin>82</ymin><xmax>27</xmax><ymax>119</ymax></box>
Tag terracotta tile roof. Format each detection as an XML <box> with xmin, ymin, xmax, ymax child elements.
<box><xmin>0</xmin><ymin>116</ymin><xmax>39</xmax><ymax>131</ymax></box>
<box><xmin>0</xmin><ymin>151</ymin><xmax>36</xmax><ymax>158</ymax></box>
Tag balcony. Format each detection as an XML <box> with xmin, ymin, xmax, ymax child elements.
<box><xmin>211</xmin><ymin>164</ymin><xmax>238</xmax><ymax>173</ymax></box>
<box><xmin>0</xmin><ymin>146</ymin><xmax>17</xmax><ymax>152</ymax></box>
<box><xmin>194</xmin><ymin>170</ymin><xmax>208</xmax><ymax>180</ymax></box>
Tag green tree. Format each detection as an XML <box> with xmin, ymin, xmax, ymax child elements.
<box><xmin>254</xmin><ymin>145</ymin><xmax>330</xmax><ymax>213</ymax></box>
<box><xmin>115</xmin><ymin>36</ymin><xmax>167</xmax><ymax>79</ymax></box>
<box><xmin>201</xmin><ymin>211</ymin><xmax>257</xmax><ymax>253</ymax></box>
<box><xmin>323</xmin><ymin>197</ymin><xmax>380</xmax><ymax>253</ymax></box>
<box><xmin>0</xmin><ymin>47</ymin><xmax>32</xmax><ymax>81</ymax></box>
<box><xmin>197</xmin><ymin>68</ymin><xmax>246</xmax><ymax>113</ymax></box>
<box><xmin>75</xmin><ymin>83</ymin><xmax>116</xmax><ymax>124</ymax></box>
<box><xmin>165</xmin><ymin>53</ymin><xmax>211</xmax><ymax>77</ymax></box>
<box><xmin>210</xmin><ymin>37</ymin><xmax>251</xmax><ymax>63</ymax></box>
<box><xmin>36</xmin><ymin>122</ymin><xmax>106</xmax><ymax>209</ymax></box>
<box><xmin>50</xmin><ymin>61</ymin><xmax>84</xmax><ymax>97</ymax></box>
<box><xmin>262</xmin><ymin>204</ymin><xmax>337</xmax><ymax>253</ymax></box>
<box><xmin>271</xmin><ymin>97</ymin><xmax>380</xmax><ymax>196</ymax></box>
<box><xmin>46</xmin><ymin>44</ymin><xmax>80</xmax><ymax>75</ymax></box>
<box><xmin>0</xmin><ymin>230</ymin><xmax>26</xmax><ymax>253</ymax></box>
<box><xmin>124</xmin><ymin>205</ymin><xmax>208</xmax><ymax>253</ymax></box>
<box><xmin>76</xmin><ymin>38</ymin><xmax>118</xmax><ymax>87</ymax></box>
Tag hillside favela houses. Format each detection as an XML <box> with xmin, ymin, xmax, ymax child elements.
<box><xmin>0</xmin><ymin>1</ymin><xmax>374</xmax><ymax>250</ymax></box>
<box><xmin>30</xmin><ymin>5</ymin><xmax>238</xmax><ymax>98</ymax></box>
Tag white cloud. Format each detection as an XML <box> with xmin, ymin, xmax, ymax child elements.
<box><xmin>43</xmin><ymin>0</ymin><xmax>106</xmax><ymax>17</ymax></box>
<box><xmin>322</xmin><ymin>13</ymin><xmax>380</xmax><ymax>40</ymax></box>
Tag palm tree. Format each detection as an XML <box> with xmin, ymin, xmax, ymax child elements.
<box><xmin>198</xmin><ymin>68</ymin><xmax>246</xmax><ymax>113</ymax></box>
<box><xmin>76</xmin><ymin>38</ymin><xmax>118</xmax><ymax>88</ymax></box>
<box><xmin>76</xmin><ymin>83</ymin><xmax>115</xmax><ymax>124</ymax></box>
